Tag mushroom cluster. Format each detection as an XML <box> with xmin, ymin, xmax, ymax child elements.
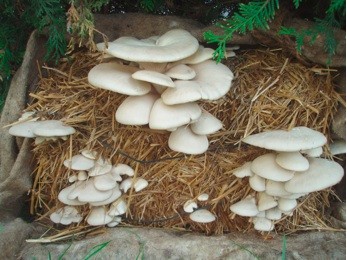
<box><xmin>88</xmin><ymin>29</ymin><xmax>235</xmax><ymax>154</ymax></box>
<box><xmin>8</xmin><ymin>115</ymin><xmax>76</xmax><ymax>144</ymax></box>
<box><xmin>53</xmin><ymin>150</ymin><xmax>148</xmax><ymax>227</ymax></box>
<box><xmin>230</xmin><ymin>126</ymin><xmax>344</xmax><ymax>232</ymax></box>
<box><xmin>183</xmin><ymin>193</ymin><xmax>216</xmax><ymax>223</ymax></box>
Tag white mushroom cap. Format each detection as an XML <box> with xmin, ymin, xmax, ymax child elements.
<box><xmin>168</xmin><ymin>126</ymin><xmax>209</xmax><ymax>155</ymax></box>
<box><xmin>329</xmin><ymin>140</ymin><xmax>346</xmax><ymax>155</ymax></box>
<box><xmin>301</xmin><ymin>146</ymin><xmax>323</xmax><ymax>157</ymax></box>
<box><xmin>134</xmin><ymin>178</ymin><xmax>148</xmax><ymax>192</ymax></box>
<box><xmin>111</xmin><ymin>164</ymin><xmax>134</xmax><ymax>177</ymax></box>
<box><xmin>280</xmin><ymin>192</ymin><xmax>307</xmax><ymax>199</ymax></box>
<box><xmin>249</xmin><ymin>174</ymin><xmax>266</xmax><ymax>192</ymax></box>
<box><xmin>107</xmin><ymin>216</ymin><xmax>122</xmax><ymax>227</ymax></box>
<box><xmin>77</xmin><ymin>170</ymin><xmax>88</xmax><ymax>181</ymax></box>
<box><xmin>251</xmin><ymin>153</ymin><xmax>294</xmax><ymax>182</ymax></box>
<box><xmin>89</xmin><ymin>186</ymin><xmax>122</xmax><ymax>206</ymax></box>
<box><xmin>176</xmin><ymin>45</ymin><xmax>214</xmax><ymax>65</ymax></box>
<box><xmin>132</xmin><ymin>70</ymin><xmax>175</xmax><ymax>88</ymax></box>
<box><xmin>190</xmin><ymin>109</ymin><xmax>223</xmax><ymax>135</ymax></box>
<box><xmin>284</xmin><ymin>157</ymin><xmax>344</xmax><ymax>193</ymax></box>
<box><xmin>81</xmin><ymin>150</ymin><xmax>98</xmax><ymax>160</ymax></box>
<box><xmin>161</xmin><ymin>60</ymin><xmax>233</xmax><ymax>105</ymax></box>
<box><xmin>149</xmin><ymin>98</ymin><xmax>202</xmax><ymax>130</ymax></box>
<box><xmin>257</xmin><ymin>192</ymin><xmax>278</xmax><ymax>211</ymax></box>
<box><xmin>50</xmin><ymin>206</ymin><xmax>82</xmax><ymax>225</ymax></box>
<box><xmin>275</xmin><ymin>152</ymin><xmax>309</xmax><ymax>172</ymax></box>
<box><xmin>242</xmin><ymin>127</ymin><xmax>327</xmax><ymax>152</ymax></box>
<box><xmin>88</xmin><ymin>63</ymin><xmax>151</xmax><ymax>95</ymax></box>
<box><xmin>68</xmin><ymin>179</ymin><xmax>113</xmax><ymax>203</ymax></box>
<box><xmin>88</xmin><ymin>158</ymin><xmax>112</xmax><ymax>177</ymax></box>
<box><xmin>68</xmin><ymin>174</ymin><xmax>78</xmax><ymax>183</ymax></box>
<box><xmin>63</xmin><ymin>154</ymin><xmax>95</xmax><ymax>171</ymax></box>
<box><xmin>120</xmin><ymin>178</ymin><xmax>133</xmax><ymax>193</ymax></box>
<box><xmin>265</xmin><ymin>207</ymin><xmax>282</xmax><ymax>220</ymax></box>
<box><xmin>232</xmin><ymin>162</ymin><xmax>254</xmax><ymax>178</ymax></box>
<box><xmin>229</xmin><ymin>196</ymin><xmax>259</xmax><ymax>217</ymax></box>
<box><xmin>183</xmin><ymin>200</ymin><xmax>198</xmax><ymax>213</ymax></box>
<box><xmin>33</xmin><ymin>120</ymin><xmax>76</xmax><ymax>137</ymax></box>
<box><xmin>8</xmin><ymin>121</ymin><xmax>39</xmax><ymax>138</ymax></box>
<box><xmin>197</xmin><ymin>193</ymin><xmax>209</xmax><ymax>201</ymax></box>
<box><xmin>108</xmin><ymin>198</ymin><xmax>128</xmax><ymax>216</ymax></box>
<box><xmin>252</xmin><ymin>217</ymin><xmax>274</xmax><ymax>232</ymax></box>
<box><xmin>265</xmin><ymin>180</ymin><xmax>292</xmax><ymax>197</ymax></box>
<box><xmin>115</xmin><ymin>93</ymin><xmax>159</xmax><ymax>125</ymax></box>
<box><xmin>93</xmin><ymin>173</ymin><xmax>118</xmax><ymax>191</ymax></box>
<box><xmin>86</xmin><ymin>206</ymin><xmax>113</xmax><ymax>226</ymax></box>
<box><xmin>58</xmin><ymin>182</ymin><xmax>87</xmax><ymax>206</ymax></box>
<box><xmin>165</xmin><ymin>64</ymin><xmax>196</xmax><ymax>80</ymax></box>
<box><xmin>189</xmin><ymin>209</ymin><xmax>216</xmax><ymax>223</ymax></box>
<box><xmin>100</xmin><ymin>29</ymin><xmax>199</xmax><ymax>62</ymax></box>
<box><xmin>277</xmin><ymin>198</ymin><xmax>297</xmax><ymax>212</ymax></box>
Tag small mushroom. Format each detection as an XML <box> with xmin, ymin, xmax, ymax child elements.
<box><xmin>229</xmin><ymin>196</ymin><xmax>259</xmax><ymax>217</ymax></box>
<box><xmin>275</xmin><ymin>151</ymin><xmax>309</xmax><ymax>172</ymax></box>
<box><xmin>257</xmin><ymin>192</ymin><xmax>278</xmax><ymax>211</ymax></box>
<box><xmin>232</xmin><ymin>162</ymin><xmax>254</xmax><ymax>178</ymax></box>
<box><xmin>189</xmin><ymin>209</ymin><xmax>216</xmax><ymax>223</ymax></box>
<box><xmin>86</xmin><ymin>206</ymin><xmax>113</xmax><ymax>226</ymax></box>
<box><xmin>107</xmin><ymin>216</ymin><xmax>122</xmax><ymax>227</ymax></box>
<box><xmin>63</xmin><ymin>154</ymin><xmax>95</xmax><ymax>171</ymax></box>
<box><xmin>183</xmin><ymin>200</ymin><xmax>198</xmax><ymax>213</ymax></box>
<box><xmin>50</xmin><ymin>206</ymin><xmax>82</xmax><ymax>225</ymax></box>
<box><xmin>108</xmin><ymin>198</ymin><xmax>127</xmax><ymax>216</ymax></box>
<box><xmin>249</xmin><ymin>174</ymin><xmax>266</xmax><ymax>192</ymax></box>
<box><xmin>252</xmin><ymin>217</ymin><xmax>274</xmax><ymax>232</ymax></box>
<box><xmin>197</xmin><ymin>193</ymin><xmax>209</xmax><ymax>202</ymax></box>
<box><xmin>88</xmin><ymin>158</ymin><xmax>112</xmax><ymax>177</ymax></box>
<box><xmin>190</xmin><ymin>109</ymin><xmax>223</xmax><ymax>135</ymax></box>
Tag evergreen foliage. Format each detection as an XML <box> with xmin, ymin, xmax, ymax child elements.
<box><xmin>204</xmin><ymin>0</ymin><xmax>345</xmax><ymax>63</ymax></box>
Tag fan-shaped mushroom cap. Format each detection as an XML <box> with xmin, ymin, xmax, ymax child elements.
<box><xmin>132</xmin><ymin>70</ymin><xmax>175</xmax><ymax>88</ymax></box>
<box><xmin>107</xmin><ymin>216</ymin><xmax>122</xmax><ymax>227</ymax></box>
<box><xmin>88</xmin><ymin>63</ymin><xmax>151</xmax><ymax>95</ymax></box>
<box><xmin>277</xmin><ymin>198</ymin><xmax>297</xmax><ymax>212</ymax></box>
<box><xmin>189</xmin><ymin>209</ymin><xmax>216</xmax><ymax>223</ymax></box>
<box><xmin>190</xmin><ymin>109</ymin><xmax>223</xmax><ymax>135</ymax></box>
<box><xmin>233</xmin><ymin>162</ymin><xmax>254</xmax><ymax>178</ymax></box>
<box><xmin>165</xmin><ymin>64</ymin><xmax>196</xmax><ymax>80</ymax></box>
<box><xmin>120</xmin><ymin>178</ymin><xmax>133</xmax><ymax>193</ymax></box>
<box><xmin>242</xmin><ymin>127</ymin><xmax>327</xmax><ymax>152</ymax></box>
<box><xmin>168</xmin><ymin>126</ymin><xmax>209</xmax><ymax>155</ymax></box>
<box><xmin>100</xmin><ymin>29</ymin><xmax>199</xmax><ymax>62</ymax></box>
<box><xmin>251</xmin><ymin>153</ymin><xmax>294</xmax><ymax>182</ymax></box>
<box><xmin>50</xmin><ymin>206</ymin><xmax>82</xmax><ymax>225</ymax></box>
<box><xmin>115</xmin><ymin>93</ymin><xmax>159</xmax><ymax>125</ymax></box>
<box><xmin>276</xmin><ymin>151</ymin><xmax>309</xmax><ymax>171</ymax></box>
<box><xmin>176</xmin><ymin>45</ymin><xmax>214</xmax><ymax>65</ymax></box>
<box><xmin>93</xmin><ymin>173</ymin><xmax>119</xmax><ymax>191</ymax></box>
<box><xmin>111</xmin><ymin>164</ymin><xmax>134</xmax><ymax>177</ymax></box>
<box><xmin>63</xmin><ymin>154</ymin><xmax>95</xmax><ymax>171</ymax></box>
<box><xmin>88</xmin><ymin>158</ymin><xmax>112</xmax><ymax>177</ymax></box>
<box><xmin>8</xmin><ymin>121</ymin><xmax>39</xmax><ymax>138</ymax></box>
<box><xmin>87</xmin><ymin>207</ymin><xmax>113</xmax><ymax>226</ymax></box>
<box><xmin>257</xmin><ymin>192</ymin><xmax>278</xmax><ymax>211</ymax></box>
<box><xmin>81</xmin><ymin>150</ymin><xmax>98</xmax><ymax>160</ymax></box>
<box><xmin>284</xmin><ymin>157</ymin><xmax>344</xmax><ymax>193</ymax></box>
<box><xmin>197</xmin><ymin>193</ymin><xmax>209</xmax><ymax>201</ymax></box>
<box><xmin>58</xmin><ymin>182</ymin><xmax>87</xmax><ymax>206</ymax></box>
<box><xmin>33</xmin><ymin>120</ymin><xmax>76</xmax><ymax>137</ymax></box>
<box><xmin>134</xmin><ymin>178</ymin><xmax>149</xmax><ymax>192</ymax></box>
<box><xmin>229</xmin><ymin>196</ymin><xmax>259</xmax><ymax>217</ymax></box>
<box><xmin>149</xmin><ymin>98</ymin><xmax>202</xmax><ymax>130</ymax></box>
<box><xmin>68</xmin><ymin>179</ymin><xmax>113</xmax><ymax>203</ymax></box>
<box><xmin>161</xmin><ymin>60</ymin><xmax>233</xmax><ymax>105</ymax></box>
<box><xmin>89</xmin><ymin>186</ymin><xmax>122</xmax><ymax>206</ymax></box>
<box><xmin>183</xmin><ymin>200</ymin><xmax>198</xmax><ymax>213</ymax></box>
<box><xmin>249</xmin><ymin>174</ymin><xmax>266</xmax><ymax>192</ymax></box>
<box><xmin>108</xmin><ymin>198</ymin><xmax>128</xmax><ymax>216</ymax></box>
<box><xmin>252</xmin><ymin>217</ymin><xmax>274</xmax><ymax>232</ymax></box>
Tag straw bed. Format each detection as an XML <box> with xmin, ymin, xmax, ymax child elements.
<box><xmin>27</xmin><ymin>48</ymin><xmax>344</xmax><ymax>239</ymax></box>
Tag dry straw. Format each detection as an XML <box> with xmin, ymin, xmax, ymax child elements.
<box><xmin>26</xmin><ymin>48</ymin><xmax>344</xmax><ymax>240</ymax></box>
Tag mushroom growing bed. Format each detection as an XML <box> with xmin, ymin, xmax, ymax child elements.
<box><xmin>11</xmin><ymin>30</ymin><xmax>345</xmax><ymax>238</ymax></box>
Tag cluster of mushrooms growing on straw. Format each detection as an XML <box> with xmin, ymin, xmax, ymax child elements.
<box><xmin>89</xmin><ymin>29</ymin><xmax>235</xmax><ymax>154</ymax></box>
<box><xmin>230</xmin><ymin>127</ymin><xmax>344</xmax><ymax>232</ymax></box>
<box><xmin>6</xmin><ymin>29</ymin><xmax>345</xmax><ymax>232</ymax></box>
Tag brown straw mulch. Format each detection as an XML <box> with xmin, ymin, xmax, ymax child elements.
<box><xmin>25</xmin><ymin>48</ymin><xmax>344</xmax><ymax>241</ymax></box>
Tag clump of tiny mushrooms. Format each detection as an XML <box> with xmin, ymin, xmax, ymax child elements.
<box><xmin>88</xmin><ymin>29</ymin><xmax>235</xmax><ymax>154</ymax></box>
<box><xmin>183</xmin><ymin>193</ymin><xmax>216</xmax><ymax>223</ymax></box>
<box><xmin>230</xmin><ymin>126</ymin><xmax>344</xmax><ymax>232</ymax></box>
<box><xmin>51</xmin><ymin>149</ymin><xmax>148</xmax><ymax>227</ymax></box>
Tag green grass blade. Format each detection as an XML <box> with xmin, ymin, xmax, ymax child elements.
<box><xmin>83</xmin><ymin>240</ymin><xmax>111</xmax><ymax>260</ymax></box>
<box><xmin>282</xmin><ymin>235</ymin><xmax>287</xmax><ymax>260</ymax></box>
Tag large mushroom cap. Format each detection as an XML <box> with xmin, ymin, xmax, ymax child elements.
<box><xmin>229</xmin><ymin>196</ymin><xmax>259</xmax><ymax>217</ymax></box>
<box><xmin>190</xmin><ymin>109</ymin><xmax>223</xmax><ymax>135</ymax></box>
<box><xmin>33</xmin><ymin>120</ymin><xmax>76</xmax><ymax>137</ymax></box>
<box><xmin>149</xmin><ymin>98</ymin><xmax>202</xmax><ymax>130</ymax></box>
<box><xmin>8</xmin><ymin>121</ymin><xmax>39</xmax><ymax>138</ymax></box>
<box><xmin>242</xmin><ymin>126</ymin><xmax>327</xmax><ymax>152</ymax></box>
<box><xmin>275</xmin><ymin>152</ymin><xmax>309</xmax><ymax>172</ymax></box>
<box><xmin>284</xmin><ymin>157</ymin><xmax>344</xmax><ymax>193</ymax></box>
<box><xmin>168</xmin><ymin>126</ymin><xmax>209</xmax><ymax>155</ymax></box>
<box><xmin>86</xmin><ymin>206</ymin><xmax>113</xmax><ymax>226</ymax></box>
<box><xmin>161</xmin><ymin>60</ymin><xmax>234</xmax><ymax>105</ymax></box>
<box><xmin>189</xmin><ymin>209</ymin><xmax>216</xmax><ymax>223</ymax></box>
<box><xmin>115</xmin><ymin>93</ymin><xmax>159</xmax><ymax>125</ymax></box>
<box><xmin>88</xmin><ymin>63</ymin><xmax>151</xmax><ymax>95</ymax></box>
<box><xmin>101</xmin><ymin>29</ymin><xmax>199</xmax><ymax>62</ymax></box>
